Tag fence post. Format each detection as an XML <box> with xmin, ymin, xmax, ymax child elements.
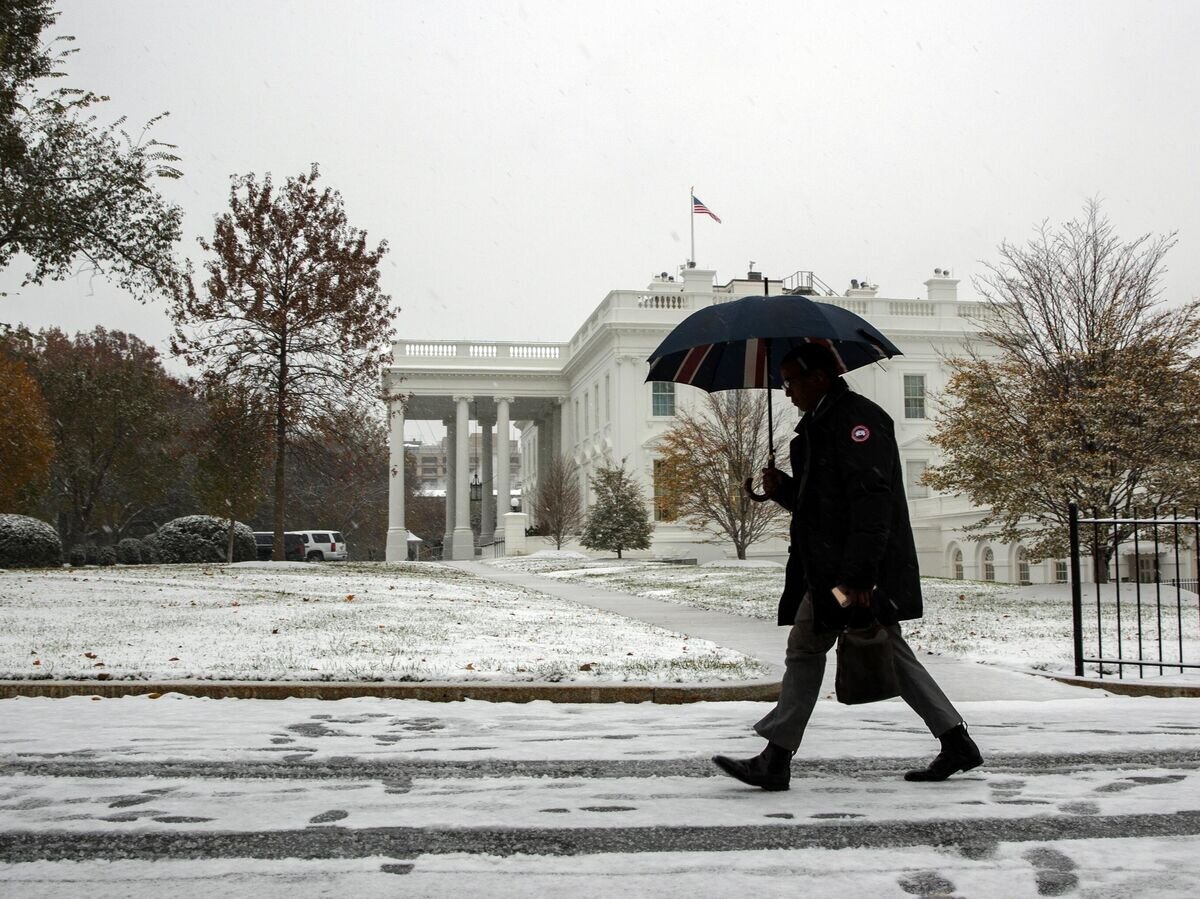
<box><xmin>1069</xmin><ymin>501</ymin><xmax>1084</xmax><ymax>676</ymax></box>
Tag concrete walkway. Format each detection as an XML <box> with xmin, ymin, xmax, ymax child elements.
<box><xmin>448</xmin><ymin>560</ymin><xmax>1097</xmax><ymax>703</ymax></box>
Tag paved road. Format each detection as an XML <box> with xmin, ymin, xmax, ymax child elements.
<box><xmin>3</xmin><ymin>695</ymin><xmax>1200</xmax><ymax>896</ymax></box>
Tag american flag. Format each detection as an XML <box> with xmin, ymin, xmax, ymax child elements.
<box><xmin>692</xmin><ymin>195</ymin><xmax>722</xmax><ymax>223</ymax></box>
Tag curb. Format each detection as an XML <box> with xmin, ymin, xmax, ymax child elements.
<box><xmin>1044</xmin><ymin>674</ymin><xmax>1200</xmax><ymax>699</ymax></box>
<box><xmin>0</xmin><ymin>679</ymin><xmax>782</xmax><ymax>704</ymax></box>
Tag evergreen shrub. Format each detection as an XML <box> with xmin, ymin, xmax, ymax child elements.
<box><xmin>0</xmin><ymin>514</ymin><xmax>63</xmax><ymax>568</ymax></box>
<box><xmin>115</xmin><ymin>537</ymin><xmax>143</xmax><ymax>565</ymax></box>
<box><xmin>98</xmin><ymin>545</ymin><xmax>118</xmax><ymax>566</ymax></box>
<box><xmin>154</xmin><ymin>515</ymin><xmax>256</xmax><ymax>564</ymax></box>
<box><xmin>68</xmin><ymin>545</ymin><xmax>88</xmax><ymax>567</ymax></box>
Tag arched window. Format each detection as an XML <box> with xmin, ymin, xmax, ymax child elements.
<box><xmin>982</xmin><ymin>547</ymin><xmax>995</xmax><ymax>582</ymax></box>
<box><xmin>1017</xmin><ymin>547</ymin><xmax>1031</xmax><ymax>585</ymax></box>
<box><xmin>953</xmin><ymin>548</ymin><xmax>964</xmax><ymax>580</ymax></box>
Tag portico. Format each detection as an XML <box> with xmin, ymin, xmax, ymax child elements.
<box><xmin>383</xmin><ymin>344</ymin><xmax>570</xmax><ymax>561</ymax></box>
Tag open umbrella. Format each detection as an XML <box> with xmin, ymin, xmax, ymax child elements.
<box><xmin>645</xmin><ymin>292</ymin><xmax>901</xmax><ymax>499</ymax></box>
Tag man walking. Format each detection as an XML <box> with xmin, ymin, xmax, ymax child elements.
<box><xmin>712</xmin><ymin>343</ymin><xmax>981</xmax><ymax>791</ymax></box>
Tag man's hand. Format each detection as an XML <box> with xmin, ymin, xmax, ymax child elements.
<box><xmin>835</xmin><ymin>584</ymin><xmax>873</xmax><ymax>608</ymax></box>
<box><xmin>761</xmin><ymin>466</ymin><xmax>784</xmax><ymax>497</ymax></box>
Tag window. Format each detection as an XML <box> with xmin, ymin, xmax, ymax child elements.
<box><xmin>652</xmin><ymin>381</ymin><xmax>676</xmax><ymax>416</ymax></box>
<box><xmin>906</xmin><ymin>460</ymin><xmax>928</xmax><ymax>497</ymax></box>
<box><xmin>653</xmin><ymin>459</ymin><xmax>676</xmax><ymax>522</ymax></box>
<box><xmin>982</xmin><ymin>547</ymin><xmax>995</xmax><ymax>582</ymax></box>
<box><xmin>903</xmin><ymin>374</ymin><xmax>926</xmax><ymax>419</ymax></box>
<box><xmin>574</xmin><ymin>400</ymin><xmax>580</xmax><ymax>440</ymax></box>
<box><xmin>583</xmin><ymin>391</ymin><xmax>590</xmax><ymax>435</ymax></box>
<box><xmin>1055</xmin><ymin>560</ymin><xmax>1069</xmax><ymax>583</ymax></box>
<box><xmin>953</xmin><ymin>549</ymin><xmax>964</xmax><ymax>580</ymax></box>
<box><xmin>605</xmin><ymin>374</ymin><xmax>611</xmax><ymax>422</ymax></box>
<box><xmin>1017</xmin><ymin>547</ymin><xmax>1031</xmax><ymax>585</ymax></box>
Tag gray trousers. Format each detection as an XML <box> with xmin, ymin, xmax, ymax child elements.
<box><xmin>754</xmin><ymin>596</ymin><xmax>962</xmax><ymax>751</ymax></box>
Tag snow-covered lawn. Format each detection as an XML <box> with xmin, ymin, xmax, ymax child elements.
<box><xmin>488</xmin><ymin>556</ymin><xmax>1200</xmax><ymax>678</ymax></box>
<box><xmin>0</xmin><ymin>563</ymin><xmax>767</xmax><ymax>684</ymax></box>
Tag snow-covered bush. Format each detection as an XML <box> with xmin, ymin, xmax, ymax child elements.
<box><xmin>84</xmin><ymin>543</ymin><xmax>100</xmax><ymax>566</ymax></box>
<box><xmin>98</xmin><ymin>545</ymin><xmax>117</xmax><ymax>566</ymax></box>
<box><xmin>139</xmin><ymin>535</ymin><xmax>160</xmax><ymax>564</ymax></box>
<box><xmin>0</xmin><ymin>514</ymin><xmax>62</xmax><ymax>568</ymax></box>
<box><xmin>153</xmin><ymin>515</ymin><xmax>256</xmax><ymax>563</ymax></box>
<box><xmin>67</xmin><ymin>545</ymin><xmax>88</xmax><ymax>567</ymax></box>
<box><xmin>115</xmin><ymin>538</ymin><xmax>143</xmax><ymax>565</ymax></box>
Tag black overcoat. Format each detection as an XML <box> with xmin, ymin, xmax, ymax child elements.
<box><xmin>773</xmin><ymin>378</ymin><xmax>923</xmax><ymax>631</ymax></box>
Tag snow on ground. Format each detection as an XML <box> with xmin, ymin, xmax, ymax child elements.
<box><xmin>701</xmin><ymin>559</ymin><xmax>783</xmax><ymax>569</ymax></box>
<box><xmin>487</xmin><ymin>557</ymin><xmax>1200</xmax><ymax>679</ymax></box>
<box><xmin>1</xmin><ymin>694</ymin><xmax>1199</xmax><ymax>896</ymax></box>
<box><xmin>0</xmin><ymin>563</ymin><xmax>766</xmax><ymax>684</ymax></box>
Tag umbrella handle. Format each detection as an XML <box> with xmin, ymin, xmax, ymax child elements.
<box><xmin>744</xmin><ymin>477</ymin><xmax>771</xmax><ymax>503</ymax></box>
<box><xmin>744</xmin><ymin>452</ymin><xmax>776</xmax><ymax>503</ymax></box>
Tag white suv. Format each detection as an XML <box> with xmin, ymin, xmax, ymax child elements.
<box><xmin>288</xmin><ymin>530</ymin><xmax>349</xmax><ymax>562</ymax></box>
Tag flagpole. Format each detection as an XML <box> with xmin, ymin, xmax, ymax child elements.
<box><xmin>689</xmin><ymin>185</ymin><xmax>695</xmax><ymax>266</ymax></box>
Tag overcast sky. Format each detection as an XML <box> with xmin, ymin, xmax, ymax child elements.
<box><xmin>3</xmin><ymin>0</ymin><xmax>1198</xmax><ymax>375</ymax></box>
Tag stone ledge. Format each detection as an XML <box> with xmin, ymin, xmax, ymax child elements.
<box><xmin>0</xmin><ymin>679</ymin><xmax>782</xmax><ymax>704</ymax></box>
<box><xmin>1044</xmin><ymin>674</ymin><xmax>1200</xmax><ymax>698</ymax></box>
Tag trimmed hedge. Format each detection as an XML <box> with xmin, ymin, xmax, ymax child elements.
<box><xmin>116</xmin><ymin>537</ymin><xmax>143</xmax><ymax>565</ymax></box>
<box><xmin>68</xmin><ymin>544</ymin><xmax>88</xmax><ymax>567</ymax></box>
<box><xmin>140</xmin><ymin>534</ymin><xmax>161</xmax><ymax>564</ymax></box>
<box><xmin>154</xmin><ymin>515</ymin><xmax>256</xmax><ymax>564</ymax></box>
<box><xmin>0</xmin><ymin>514</ymin><xmax>62</xmax><ymax>568</ymax></box>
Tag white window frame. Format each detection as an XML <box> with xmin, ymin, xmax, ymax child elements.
<box><xmin>903</xmin><ymin>374</ymin><xmax>927</xmax><ymax>420</ymax></box>
<box><xmin>651</xmin><ymin>381</ymin><xmax>676</xmax><ymax>417</ymax></box>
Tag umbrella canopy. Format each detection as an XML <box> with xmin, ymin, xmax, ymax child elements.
<box><xmin>645</xmin><ymin>294</ymin><xmax>901</xmax><ymax>391</ymax></box>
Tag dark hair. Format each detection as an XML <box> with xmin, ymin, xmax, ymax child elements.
<box><xmin>780</xmin><ymin>343</ymin><xmax>841</xmax><ymax>375</ymax></box>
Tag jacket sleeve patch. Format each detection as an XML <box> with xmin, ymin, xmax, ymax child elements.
<box><xmin>850</xmin><ymin>424</ymin><xmax>871</xmax><ymax>443</ymax></box>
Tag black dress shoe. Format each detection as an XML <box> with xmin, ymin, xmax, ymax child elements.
<box><xmin>904</xmin><ymin>724</ymin><xmax>983</xmax><ymax>782</ymax></box>
<box><xmin>712</xmin><ymin>743</ymin><xmax>793</xmax><ymax>791</ymax></box>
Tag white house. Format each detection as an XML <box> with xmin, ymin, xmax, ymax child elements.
<box><xmin>381</xmin><ymin>263</ymin><xmax>1192</xmax><ymax>586</ymax></box>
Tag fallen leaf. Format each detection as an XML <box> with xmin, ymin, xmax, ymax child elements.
<box><xmin>83</xmin><ymin>652</ymin><xmax>97</xmax><ymax>659</ymax></box>
<box><xmin>579</xmin><ymin>663</ymin><xmax>593</xmax><ymax>671</ymax></box>
<box><xmin>93</xmin><ymin>662</ymin><xmax>105</xmax><ymax>668</ymax></box>
<box><xmin>345</xmin><ymin>594</ymin><xmax>355</xmax><ymax>602</ymax></box>
<box><xmin>168</xmin><ymin>657</ymin><xmax>179</xmax><ymax>662</ymax></box>
<box><xmin>90</xmin><ymin>696</ymin><xmax>102</xmax><ymax>702</ymax></box>
<box><xmin>96</xmin><ymin>672</ymin><xmax>111</xmax><ymax>681</ymax></box>
<box><xmin>271</xmin><ymin>629</ymin><xmax>279</xmax><ymax>635</ymax></box>
<box><xmin>31</xmin><ymin>660</ymin><xmax>40</xmax><ymax>666</ymax></box>
<box><xmin>147</xmin><ymin>692</ymin><xmax>162</xmax><ymax>699</ymax></box>
<box><xmin>464</xmin><ymin>663</ymin><xmax>475</xmax><ymax>670</ymax></box>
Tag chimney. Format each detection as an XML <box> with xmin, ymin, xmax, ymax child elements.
<box><xmin>924</xmin><ymin>268</ymin><xmax>959</xmax><ymax>301</ymax></box>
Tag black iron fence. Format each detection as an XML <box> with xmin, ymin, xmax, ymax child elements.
<box><xmin>1068</xmin><ymin>503</ymin><xmax>1200</xmax><ymax>678</ymax></box>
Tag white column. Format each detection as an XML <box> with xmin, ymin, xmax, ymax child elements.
<box><xmin>557</xmin><ymin>395</ymin><xmax>570</xmax><ymax>459</ymax></box>
<box><xmin>451</xmin><ymin>394</ymin><xmax>475</xmax><ymax>560</ymax></box>
<box><xmin>442</xmin><ymin>416</ymin><xmax>455</xmax><ymax>553</ymax></box>
<box><xmin>494</xmin><ymin>396</ymin><xmax>512</xmax><ymax>544</ymax></box>
<box><xmin>480</xmin><ymin>413</ymin><xmax>495</xmax><ymax>543</ymax></box>
<box><xmin>385</xmin><ymin>396</ymin><xmax>407</xmax><ymax>561</ymax></box>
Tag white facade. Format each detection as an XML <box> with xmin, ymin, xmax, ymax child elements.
<box><xmin>381</xmin><ymin>264</ymin><xmax>1174</xmax><ymax>584</ymax></box>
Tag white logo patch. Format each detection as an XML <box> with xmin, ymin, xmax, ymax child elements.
<box><xmin>850</xmin><ymin>424</ymin><xmax>871</xmax><ymax>443</ymax></box>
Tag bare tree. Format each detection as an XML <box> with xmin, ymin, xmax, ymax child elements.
<box><xmin>531</xmin><ymin>454</ymin><xmax>583</xmax><ymax>550</ymax></box>
<box><xmin>655</xmin><ymin>389</ymin><xmax>791</xmax><ymax>559</ymax></box>
<box><xmin>169</xmin><ymin>165</ymin><xmax>395</xmax><ymax>559</ymax></box>
<box><xmin>927</xmin><ymin>201</ymin><xmax>1200</xmax><ymax>579</ymax></box>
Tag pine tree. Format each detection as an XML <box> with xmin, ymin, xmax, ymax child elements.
<box><xmin>581</xmin><ymin>462</ymin><xmax>653</xmax><ymax>559</ymax></box>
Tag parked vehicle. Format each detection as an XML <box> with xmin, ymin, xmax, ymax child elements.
<box><xmin>288</xmin><ymin>530</ymin><xmax>349</xmax><ymax>562</ymax></box>
<box><xmin>252</xmin><ymin>532</ymin><xmax>306</xmax><ymax>561</ymax></box>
